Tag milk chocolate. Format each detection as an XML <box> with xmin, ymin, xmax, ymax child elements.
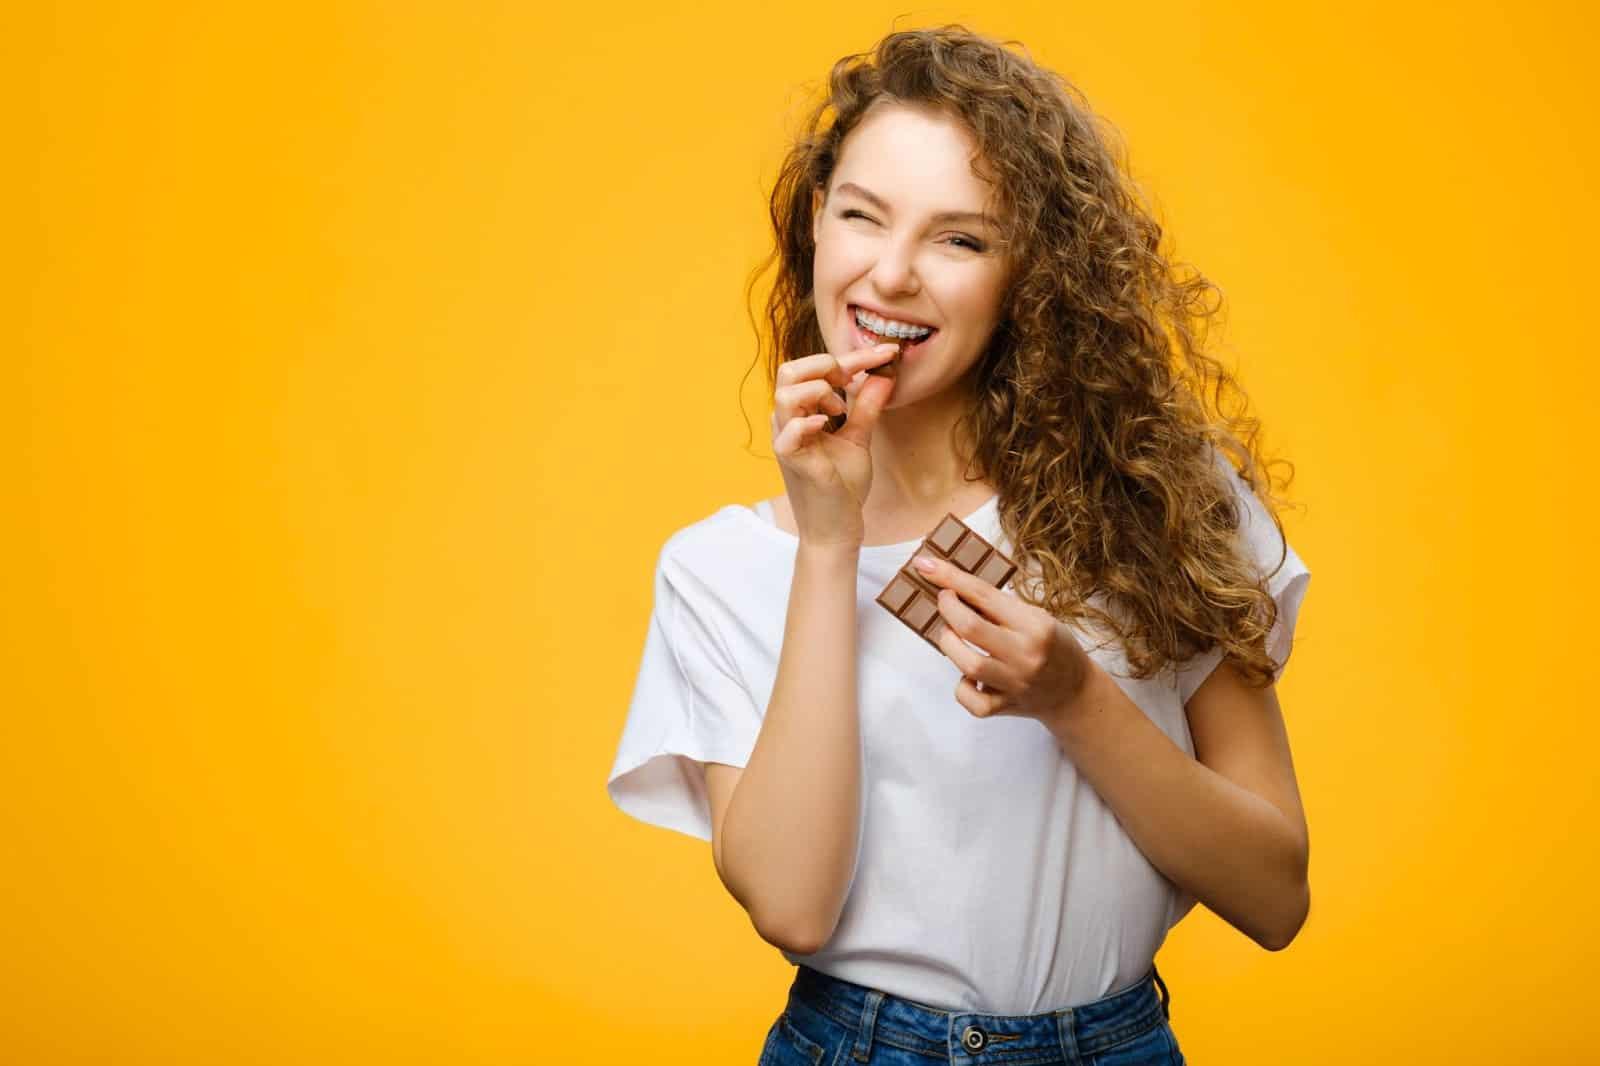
<box><xmin>876</xmin><ymin>510</ymin><xmax>1018</xmax><ymax>653</ymax></box>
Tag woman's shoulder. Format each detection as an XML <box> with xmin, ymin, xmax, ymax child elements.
<box><xmin>648</xmin><ymin>502</ymin><xmax>794</xmax><ymax>638</ymax></box>
<box><xmin>655</xmin><ymin>500</ymin><xmax>787</xmax><ymax>577</ymax></box>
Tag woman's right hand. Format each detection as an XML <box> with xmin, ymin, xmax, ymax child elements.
<box><xmin>770</xmin><ymin>341</ymin><xmax>900</xmax><ymax>549</ymax></box>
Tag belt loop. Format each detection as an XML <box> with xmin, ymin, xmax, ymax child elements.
<box><xmin>851</xmin><ymin>988</ymin><xmax>885</xmax><ymax>1062</ymax></box>
<box><xmin>1055</xmin><ymin>1006</ymin><xmax>1081</xmax><ymax>1063</ymax></box>
<box><xmin>1152</xmin><ymin>964</ymin><xmax>1171</xmax><ymax>1020</ymax></box>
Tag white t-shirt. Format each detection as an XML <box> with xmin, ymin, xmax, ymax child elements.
<box><xmin>606</xmin><ymin>450</ymin><xmax>1311</xmax><ymax>1013</ymax></box>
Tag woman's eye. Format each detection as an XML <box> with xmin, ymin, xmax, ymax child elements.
<box><xmin>838</xmin><ymin>210</ymin><xmax>984</xmax><ymax>252</ymax></box>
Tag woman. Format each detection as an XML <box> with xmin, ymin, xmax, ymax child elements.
<box><xmin>608</xmin><ymin>25</ymin><xmax>1311</xmax><ymax>1065</ymax></box>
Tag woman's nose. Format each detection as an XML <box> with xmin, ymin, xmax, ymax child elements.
<box><xmin>868</xmin><ymin>244</ymin><xmax>919</xmax><ymax>293</ymax></box>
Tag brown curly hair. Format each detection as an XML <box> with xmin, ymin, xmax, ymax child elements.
<box><xmin>740</xmin><ymin>24</ymin><xmax>1303</xmax><ymax>690</ymax></box>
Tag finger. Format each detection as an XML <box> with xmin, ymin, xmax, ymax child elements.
<box><xmin>825</xmin><ymin>342</ymin><xmax>900</xmax><ymax>387</ymax></box>
<box><xmin>933</xmin><ymin>620</ymin><xmax>1006</xmax><ymax>689</ymax></box>
<box><xmin>838</xmin><ymin>367</ymin><xmax>871</xmax><ymax>411</ymax></box>
<box><xmin>861</xmin><ymin>342</ymin><xmax>902</xmax><ymax>382</ymax></box>
<box><xmin>781</xmin><ymin>343</ymin><xmax>900</xmax><ymax>392</ymax></box>
<box><xmin>913</xmin><ymin>553</ymin><xmax>1026</xmax><ymax>630</ymax></box>
<box><xmin>775</xmin><ymin>378</ymin><xmax>847</xmax><ymax>426</ymax></box>
<box><xmin>856</xmin><ymin>346</ymin><xmax>902</xmax><ymax>397</ymax></box>
<box><xmin>776</xmin><ymin>377</ymin><xmax>843</xmax><ymax>416</ymax></box>
<box><xmin>808</xmin><ymin>383</ymin><xmax>848</xmax><ymax>417</ymax></box>
<box><xmin>855</xmin><ymin>341</ymin><xmax>902</xmax><ymax>375</ymax></box>
<box><xmin>954</xmin><ymin>675</ymin><xmax>1009</xmax><ymax>719</ymax></box>
<box><xmin>933</xmin><ymin>587</ymin><xmax>1020</xmax><ymax>667</ymax></box>
<box><xmin>775</xmin><ymin>352</ymin><xmax>837</xmax><ymax>389</ymax></box>
<box><xmin>830</xmin><ymin>369</ymin><xmax>896</xmax><ymax>444</ymax></box>
<box><xmin>777</xmin><ymin>347</ymin><xmax>864</xmax><ymax>392</ymax></box>
<box><xmin>774</xmin><ymin>412</ymin><xmax>831</xmax><ymax>455</ymax></box>
<box><xmin>936</xmin><ymin>590</ymin><xmax>1027</xmax><ymax>690</ymax></box>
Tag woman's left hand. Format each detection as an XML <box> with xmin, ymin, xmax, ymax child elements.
<box><xmin>912</xmin><ymin>551</ymin><xmax>1094</xmax><ymax>727</ymax></box>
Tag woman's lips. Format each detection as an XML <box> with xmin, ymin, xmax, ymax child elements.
<box><xmin>849</xmin><ymin>309</ymin><xmax>938</xmax><ymax>361</ymax></box>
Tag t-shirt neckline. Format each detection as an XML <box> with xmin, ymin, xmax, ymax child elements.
<box><xmin>735</xmin><ymin>492</ymin><xmax>1001</xmax><ymax>558</ymax></box>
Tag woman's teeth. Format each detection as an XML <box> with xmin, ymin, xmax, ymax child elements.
<box><xmin>853</xmin><ymin>307</ymin><xmax>933</xmax><ymax>341</ymax></box>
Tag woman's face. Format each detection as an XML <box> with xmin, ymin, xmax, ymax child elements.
<box><xmin>812</xmin><ymin>101</ymin><xmax>1010</xmax><ymax>404</ymax></box>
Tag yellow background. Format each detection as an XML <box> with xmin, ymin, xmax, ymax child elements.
<box><xmin>8</xmin><ymin>2</ymin><xmax>1594</xmax><ymax>1062</ymax></box>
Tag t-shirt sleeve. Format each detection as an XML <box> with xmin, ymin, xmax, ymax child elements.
<box><xmin>605</xmin><ymin>547</ymin><xmax>765</xmax><ymax>843</ymax></box>
<box><xmin>1173</xmin><ymin>458</ymin><xmax>1312</xmax><ymax>706</ymax></box>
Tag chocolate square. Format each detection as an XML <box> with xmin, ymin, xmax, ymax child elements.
<box><xmin>875</xmin><ymin>510</ymin><xmax>1018</xmax><ymax>654</ymax></box>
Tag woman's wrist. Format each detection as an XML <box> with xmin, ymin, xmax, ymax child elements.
<box><xmin>795</xmin><ymin>538</ymin><xmax>863</xmax><ymax>567</ymax></box>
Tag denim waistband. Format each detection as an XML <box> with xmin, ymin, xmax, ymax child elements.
<box><xmin>787</xmin><ymin>963</ymin><xmax>1171</xmax><ymax>1063</ymax></box>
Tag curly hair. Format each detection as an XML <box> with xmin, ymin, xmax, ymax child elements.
<box><xmin>740</xmin><ymin>24</ymin><xmax>1303</xmax><ymax>689</ymax></box>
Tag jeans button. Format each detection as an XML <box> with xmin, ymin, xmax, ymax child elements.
<box><xmin>961</xmin><ymin>1024</ymin><xmax>987</xmax><ymax>1052</ymax></box>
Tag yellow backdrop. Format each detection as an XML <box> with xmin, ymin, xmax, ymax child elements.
<box><xmin>8</xmin><ymin>2</ymin><xmax>1593</xmax><ymax>1062</ymax></box>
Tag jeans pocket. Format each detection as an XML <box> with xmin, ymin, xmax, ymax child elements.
<box><xmin>758</xmin><ymin>1009</ymin><xmax>827</xmax><ymax>1066</ymax></box>
<box><xmin>1088</xmin><ymin>1017</ymin><xmax>1177</xmax><ymax>1066</ymax></box>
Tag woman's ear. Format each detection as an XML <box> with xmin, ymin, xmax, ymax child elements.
<box><xmin>811</xmin><ymin>184</ymin><xmax>825</xmax><ymax>243</ymax></box>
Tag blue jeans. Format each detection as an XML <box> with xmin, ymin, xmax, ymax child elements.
<box><xmin>758</xmin><ymin>963</ymin><xmax>1185</xmax><ymax>1065</ymax></box>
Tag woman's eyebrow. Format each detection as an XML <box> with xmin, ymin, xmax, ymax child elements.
<box><xmin>835</xmin><ymin>181</ymin><xmax>997</xmax><ymax>228</ymax></box>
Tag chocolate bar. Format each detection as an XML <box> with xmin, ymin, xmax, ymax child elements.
<box><xmin>876</xmin><ymin>510</ymin><xmax>1018</xmax><ymax>652</ymax></box>
<box><xmin>824</xmin><ymin>342</ymin><xmax>902</xmax><ymax>433</ymax></box>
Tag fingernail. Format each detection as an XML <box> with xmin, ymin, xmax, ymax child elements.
<box><xmin>875</xmin><ymin>342</ymin><xmax>898</xmax><ymax>354</ymax></box>
<box><xmin>913</xmin><ymin>555</ymin><xmax>935</xmax><ymax>572</ymax></box>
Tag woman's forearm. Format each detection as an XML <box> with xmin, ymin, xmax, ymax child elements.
<box><xmin>719</xmin><ymin>541</ymin><xmax>863</xmax><ymax>954</ymax></box>
<box><xmin>1045</xmin><ymin>662</ymin><xmax>1311</xmax><ymax>951</ymax></box>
